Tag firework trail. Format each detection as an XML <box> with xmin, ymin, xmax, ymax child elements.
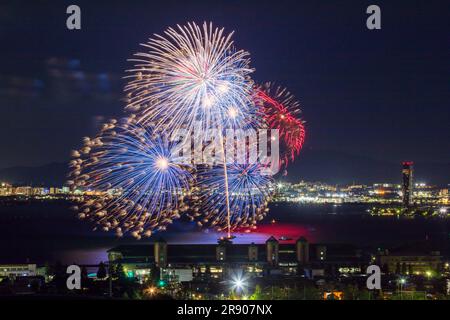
<box><xmin>68</xmin><ymin>116</ymin><xmax>194</xmax><ymax>239</ymax></box>
<box><xmin>190</xmin><ymin>162</ymin><xmax>273</xmax><ymax>232</ymax></box>
<box><xmin>256</xmin><ymin>83</ymin><xmax>306</xmax><ymax>167</ymax></box>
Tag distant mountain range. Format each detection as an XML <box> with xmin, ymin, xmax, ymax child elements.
<box><xmin>0</xmin><ymin>162</ymin><xmax>69</xmax><ymax>187</ymax></box>
<box><xmin>289</xmin><ymin>148</ymin><xmax>450</xmax><ymax>186</ymax></box>
<box><xmin>0</xmin><ymin>149</ymin><xmax>448</xmax><ymax>186</ymax></box>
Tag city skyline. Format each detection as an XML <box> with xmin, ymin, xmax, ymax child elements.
<box><xmin>0</xmin><ymin>154</ymin><xmax>449</xmax><ymax>186</ymax></box>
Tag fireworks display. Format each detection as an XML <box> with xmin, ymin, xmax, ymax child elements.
<box><xmin>256</xmin><ymin>83</ymin><xmax>306</xmax><ymax>167</ymax></box>
<box><xmin>190</xmin><ymin>163</ymin><xmax>272</xmax><ymax>232</ymax></box>
<box><xmin>70</xmin><ymin>22</ymin><xmax>306</xmax><ymax>238</ymax></box>
<box><xmin>68</xmin><ymin>116</ymin><xmax>194</xmax><ymax>239</ymax></box>
<box><xmin>125</xmin><ymin>22</ymin><xmax>255</xmax><ymax>133</ymax></box>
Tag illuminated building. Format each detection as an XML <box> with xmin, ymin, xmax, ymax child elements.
<box><xmin>296</xmin><ymin>237</ymin><xmax>309</xmax><ymax>265</ymax></box>
<box><xmin>402</xmin><ymin>161</ymin><xmax>414</xmax><ymax>207</ymax></box>
<box><xmin>32</xmin><ymin>187</ymin><xmax>45</xmax><ymax>196</ymax></box>
<box><xmin>13</xmin><ymin>186</ymin><xmax>32</xmax><ymax>196</ymax></box>
<box><xmin>161</xmin><ymin>268</ymin><xmax>193</xmax><ymax>282</ymax></box>
<box><xmin>0</xmin><ymin>183</ymin><xmax>13</xmax><ymax>196</ymax></box>
<box><xmin>316</xmin><ymin>245</ymin><xmax>327</xmax><ymax>261</ymax></box>
<box><xmin>0</xmin><ymin>264</ymin><xmax>37</xmax><ymax>277</ymax></box>
<box><xmin>248</xmin><ymin>243</ymin><xmax>258</xmax><ymax>261</ymax></box>
<box><xmin>266</xmin><ymin>236</ymin><xmax>279</xmax><ymax>266</ymax></box>
<box><xmin>378</xmin><ymin>244</ymin><xmax>442</xmax><ymax>275</ymax></box>
<box><xmin>439</xmin><ymin>189</ymin><xmax>449</xmax><ymax>204</ymax></box>
<box><xmin>107</xmin><ymin>238</ymin><xmax>370</xmax><ymax>282</ymax></box>
<box><xmin>216</xmin><ymin>239</ymin><xmax>228</xmax><ymax>262</ymax></box>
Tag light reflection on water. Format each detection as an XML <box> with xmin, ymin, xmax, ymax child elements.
<box><xmin>1</xmin><ymin>202</ymin><xmax>448</xmax><ymax>265</ymax></box>
<box><xmin>54</xmin><ymin>222</ymin><xmax>313</xmax><ymax>265</ymax></box>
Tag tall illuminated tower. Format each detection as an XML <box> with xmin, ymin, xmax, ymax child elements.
<box><xmin>402</xmin><ymin>161</ymin><xmax>414</xmax><ymax>207</ymax></box>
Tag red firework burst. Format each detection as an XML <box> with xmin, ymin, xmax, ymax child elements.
<box><xmin>255</xmin><ymin>84</ymin><xmax>306</xmax><ymax>167</ymax></box>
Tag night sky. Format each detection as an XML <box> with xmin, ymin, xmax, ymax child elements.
<box><xmin>0</xmin><ymin>0</ymin><xmax>448</xmax><ymax>181</ymax></box>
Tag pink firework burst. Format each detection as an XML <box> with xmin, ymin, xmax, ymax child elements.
<box><xmin>255</xmin><ymin>83</ymin><xmax>306</xmax><ymax>168</ymax></box>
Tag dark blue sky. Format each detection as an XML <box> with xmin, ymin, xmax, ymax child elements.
<box><xmin>0</xmin><ymin>0</ymin><xmax>448</xmax><ymax>172</ymax></box>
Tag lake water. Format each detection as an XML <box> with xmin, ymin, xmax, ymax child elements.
<box><xmin>0</xmin><ymin>200</ymin><xmax>449</xmax><ymax>265</ymax></box>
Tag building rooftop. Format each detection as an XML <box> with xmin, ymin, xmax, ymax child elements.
<box><xmin>108</xmin><ymin>240</ymin><xmax>371</xmax><ymax>265</ymax></box>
